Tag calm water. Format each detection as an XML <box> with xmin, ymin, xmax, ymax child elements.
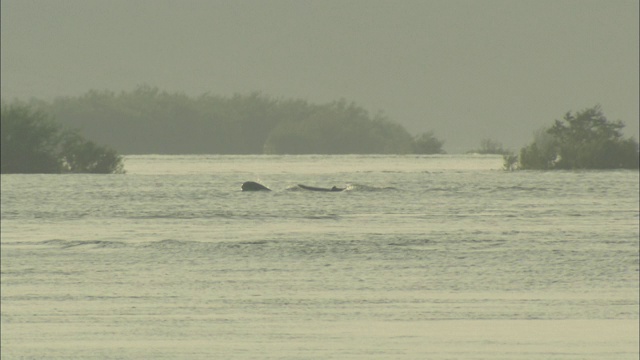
<box><xmin>1</xmin><ymin>155</ymin><xmax>638</xmax><ymax>359</ymax></box>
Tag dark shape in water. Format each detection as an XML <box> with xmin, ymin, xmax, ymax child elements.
<box><xmin>242</xmin><ymin>181</ymin><xmax>271</xmax><ymax>191</ymax></box>
<box><xmin>298</xmin><ymin>184</ymin><xmax>345</xmax><ymax>192</ymax></box>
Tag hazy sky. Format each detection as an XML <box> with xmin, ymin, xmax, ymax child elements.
<box><xmin>2</xmin><ymin>0</ymin><xmax>638</xmax><ymax>152</ymax></box>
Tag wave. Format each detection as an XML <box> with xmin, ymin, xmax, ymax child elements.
<box><xmin>286</xmin><ymin>183</ymin><xmax>398</xmax><ymax>192</ymax></box>
<box><xmin>487</xmin><ymin>185</ymin><xmax>548</xmax><ymax>193</ymax></box>
<box><xmin>346</xmin><ymin>183</ymin><xmax>399</xmax><ymax>192</ymax></box>
<box><xmin>37</xmin><ymin>239</ymin><xmax>128</xmax><ymax>249</ymax></box>
<box><xmin>302</xmin><ymin>214</ymin><xmax>341</xmax><ymax>220</ymax></box>
<box><xmin>131</xmin><ymin>211</ymin><xmax>236</xmax><ymax>220</ymax></box>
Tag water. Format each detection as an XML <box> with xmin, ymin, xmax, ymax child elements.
<box><xmin>1</xmin><ymin>155</ymin><xmax>638</xmax><ymax>359</ymax></box>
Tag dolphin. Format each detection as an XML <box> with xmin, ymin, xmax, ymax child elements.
<box><xmin>242</xmin><ymin>181</ymin><xmax>271</xmax><ymax>191</ymax></box>
<box><xmin>298</xmin><ymin>184</ymin><xmax>345</xmax><ymax>192</ymax></box>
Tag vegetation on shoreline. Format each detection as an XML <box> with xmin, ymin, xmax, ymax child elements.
<box><xmin>467</xmin><ymin>138</ymin><xmax>510</xmax><ymax>155</ymax></box>
<box><xmin>1</xmin><ymin>103</ymin><xmax>124</xmax><ymax>174</ymax></box>
<box><xmin>21</xmin><ymin>86</ymin><xmax>445</xmax><ymax>155</ymax></box>
<box><xmin>509</xmin><ymin>106</ymin><xmax>638</xmax><ymax>170</ymax></box>
<box><xmin>3</xmin><ymin>88</ymin><xmax>637</xmax><ymax>172</ymax></box>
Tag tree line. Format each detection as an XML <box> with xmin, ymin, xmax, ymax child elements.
<box><xmin>2</xmin><ymin>86</ymin><xmax>637</xmax><ymax>174</ymax></box>
<box><xmin>22</xmin><ymin>86</ymin><xmax>445</xmax><ymax>155</ymax></box>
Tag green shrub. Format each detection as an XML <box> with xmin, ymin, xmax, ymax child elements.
<box><xmin>518</xmin><ymin>106</ymin><xmax>638</xmax><ymax>170</ymax></box>
<box><xmin>1</xmin><ymin>103</ymin><xmax>124</xmax><ymax>174</ymax></box>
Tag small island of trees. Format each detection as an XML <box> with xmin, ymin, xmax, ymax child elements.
<box><xmin>507</xmin><ymin>105</ymin><xmax>638</xmax><ymax>170</ymax></box>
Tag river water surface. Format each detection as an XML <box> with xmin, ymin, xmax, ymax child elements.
<box><xmin>1</xmin><ymin>155</ymin><xmax>638</xmax><ymax>359</ymax></box>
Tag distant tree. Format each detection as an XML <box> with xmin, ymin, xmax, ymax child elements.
<box><xmin>468</xmin><ymin>138</ymin><xmax>509</xmax><ymax>155</ymax></box>
<box><xmin>23</xmin><ymin>87</ymin><xmax>439</xmax><ymax>155</ymax></box>
<box><xmin>59</xmin><ymin>132</ymin><xmax>124</xmax><ymax>173</ymax></box>
<box><xmin>413</xmin><ymin>131</ymin><xmax>445</xmax><ymax>154</ymax></box>
<box><xmin>263</xmin><ymin>100</ymin><xmax>414</xmax><ymax>154</ymax></box>
<box><xmin>502</xmin><ymin>152</ymin><xmax>518</xmax><ymax>171</ymax></box>
<box><xmin>518</xmin><ymin>106</ymin><xmax>639</xmax><ymax>170</ymax></box>
<box><xmin>518</xmin><ymin>129</ymin><xmax>558</xmax><ymax>170</ymax></box>
<box><xmin>1</xmin><ymin>103</ymin><xmax>124</xmax><ymax>174</ymax></box>
<box><xmin>263</xmin><ymin>120</ymin><xmax>316</xmax><ymax>154</ymax></box>
<box><xmin>1</xmin><ymin>104</ymin><xmax>63</xmax><ymax>173</ymax></box>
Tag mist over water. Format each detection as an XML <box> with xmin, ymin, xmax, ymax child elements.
<box><xmin>1</xmin><ymin>155</ymin><xmax>638</xmax><ymax>359</ymax></box>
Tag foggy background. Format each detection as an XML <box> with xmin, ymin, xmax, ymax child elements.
<box><xmin>1</xmin><ymin>0</ymin><xmax>638</xmax><ymax>153</ymax></box>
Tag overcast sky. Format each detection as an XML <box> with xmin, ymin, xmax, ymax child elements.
<box><xmin>2</xmin><ymin>0</ymin><xmax>638</xmax><ymax>152</ymax></box>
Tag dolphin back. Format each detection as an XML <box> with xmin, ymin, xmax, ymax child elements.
<box><xmin>242</xmin><ymin>181</ymin><xmax>271</xmax><ymax>191</ymax></box>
